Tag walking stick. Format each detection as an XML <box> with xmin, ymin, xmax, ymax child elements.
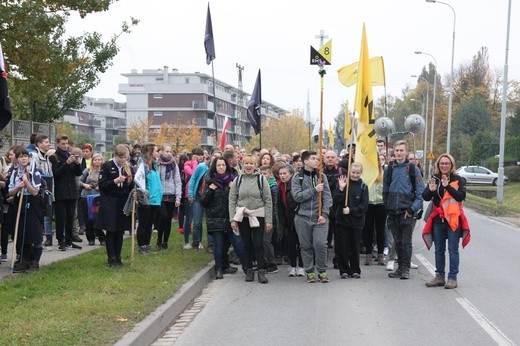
<box><xmin>10</xmin><ymin>191</ymin><xmax>25</xmax><ymax>272</ymax></box>
<box><xmin>130</xmin><ymin>189</ymin><xmax>136</xmax><ymax>267</ymax></box>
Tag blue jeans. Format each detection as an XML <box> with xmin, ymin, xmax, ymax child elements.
<box><xmin>183</xmin><ymin>198</ymin><xmax>193</xmax><ymax>244</ymax></box>
<box><xmin>212</xmin><ymin>232</ymin><xmax>224</xmax><ymax>270</ymax></box>
<box><xmin>44</xmin><ymin>215</ymin><xmax>53</xmax><ymax>236</ymax></box>
<box><xmin>433</xmin><ymin>222</ymin><xmax>461</xmax><ymax>280</ymax></box>
<box><xmin>191</xmin><ymin>199</ymin><xmax>204</xmax><ymax>246</ymax></box>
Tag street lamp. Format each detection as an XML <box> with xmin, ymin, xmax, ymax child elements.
<box><xmin>426</xmin><ymin>0</ymin><xmax>456</xmax><ymax>154</ymax></box>
<box><xmin>415</xmin><ymin>51</ymin><xmax>437</xmax><ymax>177</ymax></box>
<box><xmin>412</xmin><ymin>74</ymin><xmax>430</xmax><ymax>168</ymax></box>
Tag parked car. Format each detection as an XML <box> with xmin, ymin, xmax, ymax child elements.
<box><xmin>456</xmin><ymin>166</ymin><xmax>508</xmax><ymax>186</ymax></box>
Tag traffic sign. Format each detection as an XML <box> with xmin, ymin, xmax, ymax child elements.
<box><xmin>427</xmin><ymin>152</ymin><xmax>435</xmax><ymax>160</ymax></box>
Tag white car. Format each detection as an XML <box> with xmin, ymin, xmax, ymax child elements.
<box><xmin>456</xmin><ymin>166</ymin><xmax>508</xmax><ymax>186</ymax></box>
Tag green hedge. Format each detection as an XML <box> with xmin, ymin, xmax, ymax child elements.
<box><xmin>505</xmin><ymin>166</ymin><xmax>520</xmax><ymax>182</ymax></box>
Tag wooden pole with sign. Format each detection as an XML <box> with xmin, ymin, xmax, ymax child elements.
<box><xmin>310</xmin><ymin>38</ymin><xmax>332</xmax><ymax>217</ymax></box>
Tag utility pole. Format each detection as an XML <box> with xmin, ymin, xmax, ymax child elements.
<box><xmin>236</xmin><ymin>63</ymin><xmax>244</xmax><ymax>145</ymax></box>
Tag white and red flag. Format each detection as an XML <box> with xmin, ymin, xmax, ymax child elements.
<box><xmin>219</xmin><ymin>116</ymin><xmax>231</xmax><ymax>150</ymax></box>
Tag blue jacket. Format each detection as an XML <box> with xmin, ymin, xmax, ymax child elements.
<box><xmin>383</xmin><ymin>160</ymin><xmax>424</xmax><ymax>215</ymax></box>
<box><xmin>188</xmin><ymin>163</ymin><xmax>209</xmax><ymax>199</ymax></box>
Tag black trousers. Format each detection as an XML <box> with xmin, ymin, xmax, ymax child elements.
<box><xmin>239</xmin><ymin>217</ymin><xmax>266</xmax><ymax>269</ymax></box>
<box><xmin>336</xmin><ymin>225</ymin><xmax>362</xmax><ymax>275</ymax></box>
<box><xmin>363</xmin><ymin>204</ymin><xmax>387</xmax><ymax>255</ymax></box>
<box><xmin>54</xmin><ymin>200</ymin><xmax>75</xmax><ymax>244</ymax></box>
<box><xmin>157</xmin><ymin>201</ymin><xmax>175</xmax><ymax>245</ymax></box>
<box><xmin>137</xmin><ymin>205</ymin><xmax>159</xmax><ymax>246</ymax></box>
<box><xmin>286</xmin><ymin>225</ymin><xmax>303</xmax><ymax>268</ymax></box>
<box><xmin>105</xmin><ymin>230</ymin><xmax>124</xmax><ymax>260</ymax></box>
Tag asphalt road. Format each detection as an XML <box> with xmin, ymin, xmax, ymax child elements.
<box><xmin>164</xmin><ymin>209</ymin><xmax>519</xmax><ymax>346</ymax></box>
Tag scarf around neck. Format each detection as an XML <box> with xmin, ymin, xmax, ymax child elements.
<box><xmin>158</xmin><ymin>154</ymin><xmax>176</xmax><ymax>180</ymax></box>
<box><xmin>55</xmin><ymin>147</ymin><xmax>70</xmax><ymax>161</ymax></box>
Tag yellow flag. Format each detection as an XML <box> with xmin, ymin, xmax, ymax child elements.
<box><xmin>354</xmin><ymin>24</ymin><xmax>378</xmax><ymax>187</ymax></box>
<box><xmin>337</xmin><ymin>56</ymin><xmax>386</xmax><ymax>87</ymax></box>
<box><xmin>328</xmin><ymin>123</ymin><xmax>334</xmax><ymax>147</ymax></box>
<box><xmin>344</xmin><ymin>102</ymin><xmax>352</xmax><ymax>141</ymax></box>
<box><xmin>319</xmin><ymin>39</ymin><xmax>332</xmax><ymax>64</ymax></box>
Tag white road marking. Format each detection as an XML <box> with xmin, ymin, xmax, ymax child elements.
<box><xmin>456</xmin><ymin>298</ymin><xmax>517</xmax><ymax>346</ymax></box>
<box><xmin>414</xmin><ymin>254</ymin><xmax>436</xmax><ymax>276</ymax></box>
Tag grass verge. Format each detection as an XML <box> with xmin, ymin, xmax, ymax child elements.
<box><xmin>465</xmin><ymin>182</ymin><xmax>520</xmax><ymax>216</ymax></box>
<box><xmin>0</xmin><ymin>231</ymin><xmax>212</xmax><ymax>345</ymax></box>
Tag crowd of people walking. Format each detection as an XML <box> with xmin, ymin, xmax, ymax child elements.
<box><xmin>0</xmin><ymin>134</ymin><xmax>469</xmax><ymax>289</ymax></box>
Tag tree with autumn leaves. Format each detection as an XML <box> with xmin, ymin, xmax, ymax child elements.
<box><xmin>127</xmin><ymin>119</ymin><xmax>202</xmax><ymax>153</ymax></box>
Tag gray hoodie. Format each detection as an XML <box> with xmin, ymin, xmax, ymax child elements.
<box><xmin>291</xmin><ymin>169</ymin><xmax>332</xmax><ymax>221</ymax></box>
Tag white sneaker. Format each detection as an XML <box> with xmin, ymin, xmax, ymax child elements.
<box><xmin>410</xmin><ymin>262</ymin><xmax>419</xmax><ymax>269</ymax></box>
<box><xmin>183</xmin><ymin>243</ymin><xmax>192</xmax><ymax>250</ymax></box>
<box><xmin>288</xmin><ymin>267</ymin><xmax>297</xmax><ymax>277</ymax></box>
<box><xmin>197</xmin><ymin>243</ymin><xmax>204</xmax><ymax>250</ymax></box>
<box><xmin>386</xmin><ymin>260</ymin><xmax>395</xmax><ymax>271</ymax></box>
<box><xmin>383</xmin><ymin>247</ymin><xmax>389</xmax><ymax>256</ymax></box>
<box><xmin>296</xmin><ymin>267</ymin><xmax>305</xmax><ymax>277</ymax></box>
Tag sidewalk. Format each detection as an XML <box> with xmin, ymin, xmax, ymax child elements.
<box><xmin>0</xmin><ymin>233</ymin><xmax>101</xmax><ymax>279</ymax></box>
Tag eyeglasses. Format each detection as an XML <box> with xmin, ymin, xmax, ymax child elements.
<box><xmin>439</xmin><ymin>162</ymin><xmax>452</xmax><ymax>166</ymax></box>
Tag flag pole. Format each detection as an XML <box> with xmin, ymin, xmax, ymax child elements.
<box><xmin>259</xmin><ymin>107</ymin><xmax>262</xmax><ymax>149</ymax></box>
<box><xmin>318</xmin><ymin>64</ymin><xmax>325</xmax><ymax>217</ymax></box>
<box><xmin>308</xmin><ymin>122</ymin><xmax>311</xmax><ymax>150</ymax></box>
<box><xmin>10</xmin><ymin>191</ymin><xmax>25</xmax><ymax>272</ymax></box>
<box><xmin>212</xmin><ymin>61</ymin><xmax>218</xmax><ymax>148</ymax></box>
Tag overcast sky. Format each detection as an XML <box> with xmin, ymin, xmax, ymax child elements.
<box><xmin>67</xmin><ymin>0</ymin><xmax>519</xmax><ymax>126</ymax></box>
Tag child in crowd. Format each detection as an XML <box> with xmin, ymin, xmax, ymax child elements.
<box><xmin>334</xmin><ymin>162</ymin><xmax>369</xmax><ymax>279</ymax></box>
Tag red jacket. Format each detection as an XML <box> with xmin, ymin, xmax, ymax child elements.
<box><xmin>422</xmin><ymin>204</ymin><xmax>471</xmax><ymax>250</ymax></box>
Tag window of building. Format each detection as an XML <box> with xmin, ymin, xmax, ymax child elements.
<box><xmin>153</xmin><ymin>111</ymin><xmax>163</xmax><ymax>117</ymax></box>
<box><xmin>155</xmin><ymin>77</ymin><xmax>164</xmax><ymax>81</ymax></box>
<box><xmin>185</xmin><ymin>77</ymin><xmax>190</xmax><ymax>84</ymax></box>
<box><xmin>154</xmin><ymin>94</ymin><xmax>163</xmax><ymax>99</ymax></box>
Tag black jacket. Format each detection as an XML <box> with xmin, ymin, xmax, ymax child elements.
<box><xmin>276</xmin><ymin>177</ymin><xmax>298</xmax><ymax>234</ymax></box>
<box><xmin>50</xmin><ymin>154</ymin><xmax>82</xmax><ymax>201</ymax></box>
<box><xmin>334</xmin><ymin>179</ymin><xmax>369</xmax><ymax>229</ymax></box>
<box><xmin>200</xmin><ymin>173</ymin><xmax>231</xmax><ymax>233</ymax></box>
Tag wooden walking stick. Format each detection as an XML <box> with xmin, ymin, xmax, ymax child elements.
<box><xmin>10</xmin><ymin>191</ymin><xmax>25</xmax><ymax>272</ymax></box>
<box><xmin>130</xmin><ymin>188</ymin><xmax>136</xmax><ymax>267</ymax></box>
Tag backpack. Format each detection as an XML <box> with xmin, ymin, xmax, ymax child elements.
<box><xmin>235</xmin><ymin>174</ymin><xmax>264</xmax><ymax>200</ymax></box>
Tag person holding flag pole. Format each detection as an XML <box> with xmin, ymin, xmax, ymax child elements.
<box><xmin>8</xmin><ymin>147</ymin><xmax>44</xmax><ymax>273</ymax></box>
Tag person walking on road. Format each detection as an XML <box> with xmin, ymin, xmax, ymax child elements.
<box><xmin>229</xmin><ymin>155</ymin><xmax>272</xmax><ymax>284</ymax></box>
<box><xmin>334</xmin><ymin>162</ymin><xmax>369</xmax><ymax>279</ymax></box>
<box><xmin>291</xmin><ymin>150</ymin><xmax>333</xmax><ymax>283</ymax></box>
<box><xmin>383</xmin><ymin>140</ymin><xmax>424</xmax><ymax>280</ymax></box>
<box><xmin>422</xmin><ymin>153</ymin><xmax>469</xmax><ymax>289</ymax></box>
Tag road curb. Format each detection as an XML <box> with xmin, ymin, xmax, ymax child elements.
<box><xmin>115</xmin><ymin>262</ymin><xmax>214</xmax><ymax>346</ymax></box>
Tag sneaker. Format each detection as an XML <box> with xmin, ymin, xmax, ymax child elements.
<box><xmin>99</xmin><ymin>240</ymin><xmax>106</xmax><ymax>246</ymax></box>
<box><xmin>296</xmin><ymin>267</ymin><xmax>305</xmax><ymax>277</ymax></box>
<box><xmin>13</xmin><ymin>260</ymin><xmax>30</xmax><ymax>273</ymax></box>
<box><xmin>351</xmin><ymin>273</ymin><xmax>361</xmax><ymax>279</ymax></box>
<box><xmin>386</xmin><ymin>260</ymin><xmax>395</xmax><ymax>271</ymax></box>
<box><xmin>183</xmin><ymin>243</ymin><xmax>192</xmax><ymax>250</ymax></box>
<box><xmin>193</xmin><ymin>243</ymin><xmax>203</xmax><ymax>250</ymax></box>
<box><xmin>288</xmin><ymin>267</ymin><xmax>297</xmax><ymax>277</ymax></box>
<box><xmin>72</xmin><ymin>235</ymin><xmax>83</xmax><ymax>243</ymax></box>
<box><xmin>0</xmin><ymin>254</ymin><xmax>7</xmax><ymax>262</ymax></box>
<box><xmin>138</xmin><ymin>246</ymin><xmax>148</xmax><ymax>255</ymax></box>
<box><xmin>306</xmin><ymin>272</ymin><xmax>317</xmax><ymax>283</ymax></box>
<box><xmin>58</xmin><ymin>243</ymin><xmax>67</xmax><ymax>251</ymax></box>
<box><xmin>43</xmin><ymin>237</ymin><xmax>53</xmax><ymax>247</ymax></box>
<box><xmin>266</xmin><ymin>264</ymin><xmax>278</xmax><ymax>274</ymax></box>
<box><xmin>222</xmin><ymin>266</ymin><xmax>238</xmax><ymax>274</ymax></box>
<box><xmin>410</xmin><ymin>262</ymin><xmax>419</xmax><ymax>269</ymax></box>
<box><xmin>88</xmin><ymin>241</ymin><xmax>95</xmax><ymax>246</ymax></box>
<box><xmin>66</xmin><ymin>243</ymin><xmax>82</xmax><ymax>249</ymax></box>
<box><xmin>318</xmin><ymin>271</ymin><xmax>329</xmax><ymax>283</ymax></box>
<box><xmin>340</xmin><ymin>273</ymin><xmax>349</xmax><ymax>279</ymax></box>
<box><xmin>388</xmin><ymin>268</ymin><xmax>403</xmax><ymax>278</ymax></box>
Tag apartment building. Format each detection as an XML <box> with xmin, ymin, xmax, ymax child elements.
<box><xmin>63</xmin><ymin>97</ymin><xmax>127</xmax><ymax>153</ymax></box>
<box><xmin>119</xmin><ymin>66</ymin><xmax>287</xmax><ymax>147</ymax></box>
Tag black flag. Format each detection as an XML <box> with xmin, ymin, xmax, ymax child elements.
<box><xmin>247</xmin><ymin>70</ymin><xmax>261</xmax><ymax>135</ymax></box>
<box><xmin>0</xmin><ymin>44</ymin><xmax>12</xmax><ymax>131</ymax></box>
<box><xmin>204</xmin><ymin>3</ymin><xmax>216</xmax><ymax>65</ymax></box>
